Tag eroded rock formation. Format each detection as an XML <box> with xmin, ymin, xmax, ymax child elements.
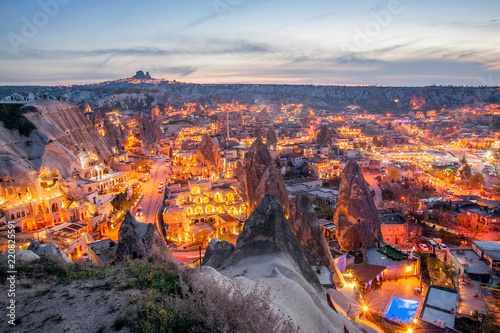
<box><xmin>115</xmin><ymin>210</ymin><xmax>171</xmax><ymax>262</ymax></box>
<box><xmin>333</xmin><ymin>160</ymin><xmax>382</xmax><ymax>251</ymax></box>
<box><xmin>0</xmin><ymin>100</ymin><xmax>113</xmax><ymax>203</ymax></box>
<box><xmin>202</xmin><ymin>193</ymin><xmax>362</xmax><ymax>333</ymax></box>
<box><xmin>28</xmin><ymin>241</ymin><xmax>72</xmax><ymax>263</ymax></box>
<box><xmin>288</xmin><ymin>194</ymin><xmax>344</xmax><ymax>286</ymax></box>
<box><xmin>137</xmin><ymin>113</ymin><xmax>163</xmax><ymax>152</ymax></box>
<box><xmin>204</xmin><ymin>193</ymin><xmax>321</xmax><ymax>290</ymax></box>
<box><xmin>266</xmin><ymin>128</ymin><xmax>278</xmax><ymax>150</ymax></box>
<box><xmin>317</xmin><ymin>125</ymin><xmax>332</xmax><ymax>147</ymax></box>
<box><xmin>196</xmin><ymin>134</ymin><xmax>221</xmax><ymax>171</ymax></box>
<box><xmin>243</xmin><ymin>137</ymin><xmax>289</xmax><ymax>217</ymax></box>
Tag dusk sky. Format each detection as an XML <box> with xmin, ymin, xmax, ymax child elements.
<box><xmin>0</xmin><ymin>0</ymin><xmax>499</xmax><ymax>86</ymax></box>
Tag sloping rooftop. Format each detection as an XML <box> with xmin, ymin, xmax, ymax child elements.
<box><xmin>350</xmin><ymin>263</ymin><xmax>387</xmax><ymax>284</ymax></box>
<box><xmin>217</xmin><ymin>213</ymin><xmax>237</xmax><ymax>223</ymax></box>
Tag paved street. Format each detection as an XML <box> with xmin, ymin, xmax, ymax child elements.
<box><xmin>134</xmin><ymin>159</ymin><xmax>169</xmax><ymax>225</ymax></box>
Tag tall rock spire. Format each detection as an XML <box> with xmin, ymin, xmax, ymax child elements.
<box><xmin>333</xmin><ymin>160</ymin><xmax>382</xmax><ymax>251</ymax></box>
<box><xmin>243</xmin><ymin>136</ymin><xmax>289</xmax><ymax>217</ymax></box>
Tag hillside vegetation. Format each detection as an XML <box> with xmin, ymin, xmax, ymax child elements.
<box><xmin>0</xmin><ymin>258</ymin><xmax>296</xmax><ymax>333</ymax></box>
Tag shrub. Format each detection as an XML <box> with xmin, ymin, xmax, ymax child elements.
<box><xmin>169</xmin><ymin>274</ymin><xmax>298</xmax><ymax>333</ymax></box>
<box><xmin>0</xmin><ymin>103</ymin><xmax>36</xmax><ymax>136</ymax></box>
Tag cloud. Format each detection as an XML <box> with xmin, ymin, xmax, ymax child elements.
<box><xmin>0</xmin><ymin>39</ymin><xmax>274</xmax><ymax>61</ymax></box>
<box><xmin>151</xmin><ymin>66</ymin><xmax>198</xmax><ymax>77</ymax></box>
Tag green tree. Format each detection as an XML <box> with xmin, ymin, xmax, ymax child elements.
<box><xmin>386</xmin><ymin>167</ymin><xmax>402</xmax><ymax>182</ymax></box>
<box><xmin>469</xmin><ymin>173</ymin><xmax>485</xmax><ymax>189</ymax></box>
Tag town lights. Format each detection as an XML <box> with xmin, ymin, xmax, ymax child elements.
<box><xmin>406</xmin><ymin>265</ymin><xmax>412</xmax><ymax>272</ymax></box>
<box><xmin>362</xmin><ymin>305</ymin><xmax>369</xmax><ymax>312</ymax></box>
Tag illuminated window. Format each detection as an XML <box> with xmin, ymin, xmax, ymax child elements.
<box><xmin>191</xmin><ymin>186</ymin><xmax>201</xmax><ymax>195</ymax></box>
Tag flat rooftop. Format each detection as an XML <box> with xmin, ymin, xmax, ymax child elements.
<box><xmin>379</xmin><ymin>214</ymin><xmax>407</xmax><ymax>225</ymax></box>
<box><xmin>420</xmin><ymin>286</ymin><xmax>457</xmax><ymax>329</ymax></box>
<box><xmin>284</xmin><ymin>177</ymin><xmax>321</xmax><ymax>185</ymax></box>
<box><xmin>312</xmin><ymin>265</ymin><xmax>333</xmax><ymax>287</ymax></box>
<box><xmin>473</xmin><ymin>241</ymin><xmax>500</xmax><ymax>261</ymax></box>
<box><xmin>76</xmin><ymin>171</ymin><xmax>127</xmax><ymax>184</ymax></box>
<box><xmin>366</xmin><ymin>248</ymin><xmax>414</xmax><ymax>266</ymax></box>
<box><xmin>449</xmin><ymin>248</ymin><xmax>492</xmax><ymax>275</ymax></box>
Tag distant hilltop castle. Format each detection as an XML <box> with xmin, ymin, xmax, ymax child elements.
<box><xmin>132</xmin><ymin>70</ymin><xmax>151</xmax><ymax>80</ymax></box>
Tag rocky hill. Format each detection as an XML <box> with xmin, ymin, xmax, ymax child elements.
<box><xmin>0</xmin><ymin>100</ymin><xmax>113</xmax><ymax>203</ymax></box>
<box><xmin>0</xmin><ymin>195</ymin><xmax>372</xmax><ymax>333</ymax></box>
<box><xmin>203</xmin><ymin>193</ymin><xmax>364</xmax><ymax>333</ymax></box>
<box><xmin>1</xmin><ymin>74</ymin><xmax>499</xmax><ymax>113</ymax></box>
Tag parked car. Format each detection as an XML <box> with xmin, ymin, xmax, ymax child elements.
<box><xmin>159</xmin><ymin>182</ymin><xmax>164</xmax><ymax>186</ymax></box>
<box><xmin>439</xmin><ymin>243</ymin><xmax>448</xmax><ymax>250</ymax></box>
<box><xmin>136</xmin><ymin>207</ymin><xmax>143</xmax><ymax>216</ymax></box>
<box><xmin>419</xmin><ymin>243</ymin><xmax>430</xmax><ymax>252</ymax></box>
<box><xmin>157</xmin><ymin>186</ymin><xmax>163</xmax><ymax>193</ymax></box>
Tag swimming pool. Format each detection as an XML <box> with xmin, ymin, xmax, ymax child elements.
<box><xmin>384</xmin><ymin>297</ymin><xmax>419</xmax><ymax>323</ymax></box>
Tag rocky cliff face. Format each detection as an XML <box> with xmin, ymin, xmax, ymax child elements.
<box><xmin>243</xmin><ymin>137</ymin><xmax>289</xmax><ymax>217</ymax></box>
<box><xmin>317</xmin><ymin>125</ymin><xmax>332</xmax><ymax>147</ymax></box>
<box><xmin>288</xmin><ymin>194</ymin><xmax>344</xmax><ymax>286</ymax></box>
<box><xmin>0</xmin><ymin>100</ymin><xmax>113</xmax><ymax>203</ymax></box>
<box><xmin>195</xmin><ymin>134</ymin><xmax>221</xmax><ymax>171</ymax></box>
<box><xmin>202</xmin><ymin>193</ymin><xmax>362</xmax><ymax>333</ymax></box>
<box><xmin>266</xmin><ymin>128</ymin><xmax>278</xmax><ymax>149</ymax></box>
<box><xmin>137</xmin><ymin>113</ymin><xmax>163</xmax><ymax>152</ymax></box>
<box><xmin>115</xmin><ymin>210</ymin><xmax>171</xmax><ymax>262</ymax></box>
<box><xmin>333</xmin><ymin>160</ymin><xmax>382</xmax><ymax>251</ymax></box>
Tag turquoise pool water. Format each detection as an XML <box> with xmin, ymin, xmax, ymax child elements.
<box><xmin>384</xmin><ymin>297</ymin><xmax>419</xmax><ymax>323</ymax></box>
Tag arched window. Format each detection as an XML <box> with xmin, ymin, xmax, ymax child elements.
<box><xmin>186</xmin><ymin>207</ymin><xmax>193</xmax><ymax>215</ymax></box>
<box><xmin>205</xmin><ymin>205</ymin><xmax>215</xmax><ymax>214</ymax></box>
<box><xmin>10</xmin><ymin>214</ymin><xmax>14</xmax><ymax>220</ymax></box>
<box><xmin>191</xmin><ymin>186</ymin><xmax>201</xmax><ymax>195</ymax></box>
<box><xmin>51</xmin><ymin>203</ymin><xmax>59</xmax><ymax>212</ymax></box>
<box><xmin>194</xmin><ymin>206</ymin><xmax>203</xmax><ymax>215</ymax></box>
<box><xmin>36</xmin><ymin>204</ymin><xmax>44</xmax><ymax>215</ymax></box>
<box><xmin>203</xmin><ymin>196</ymin><xmax>210</xmax><ymax>203</ymax></box>
<box><xmin>88</xmin><ymin>187</ymin><xmax>92</xmax><ymax>192</ymax></box>
<box><xmin>214</xmin><ymin>192</ymin><xmax>223</xmax><ymax>203</ymax></box>
<box><xmin>194</xmin><ymin>197</ymin><xmax>202</xmax><ymax>204</ymax></box>
<box><xmin>225</xmin><ymin>193</ymin><xmax>234</xmax><ymax>203</ymax></box>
